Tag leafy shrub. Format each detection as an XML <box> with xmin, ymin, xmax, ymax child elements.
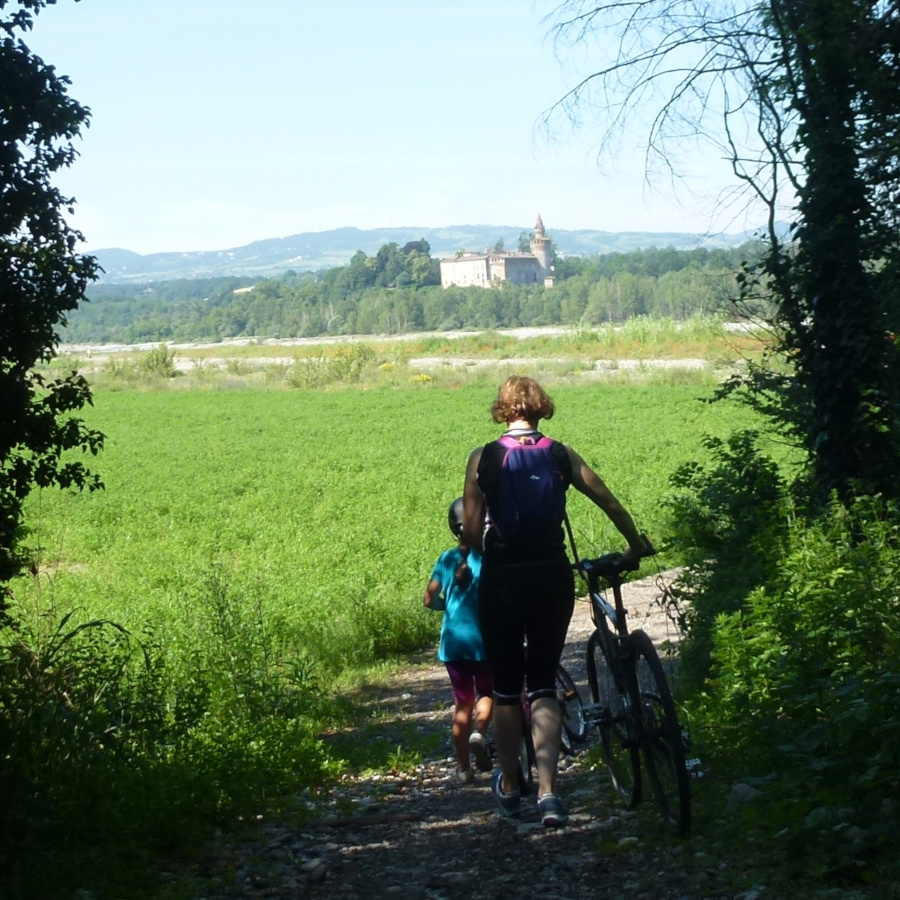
<box><xmin>662</xmin><ymin>429</ymin><xmax>792</xmax><ymax>690</ymax></box>
<box><xmin>0</xmin><ymin>571</ymin><xmax>336</xmax><ymax>897</ymax></box>
<box><xmin>664</xmin><ymin>431</ymin><xmax>900</xmax><ymax>872</ymax></box>
<box><xmin>0</xmin><ymin>615</ymin><xmax>172</xmax><ymax>888</ymax></box>
<box><xmin>183</xmin><ymin>564</ymin><xmax>324</xmax><ymax>721</ymax></box>
<box><xmin>699</xmin><ymin>499</ymin><xmax>900</xmax><ymax>865</ymax></box>
<box><xmin>352</xmin><ymin>593</ymin><xmax>435</xmax><ymax>662</ymax></box>
<box><xmin>103</xmin><ymin>344</ymin><xmax>178</xmax><ymax>382</ymax></box>
<box><xmin>138</xmin><ymin>343</ymin><xmax>177</xmax><ymax>378</ymax></box>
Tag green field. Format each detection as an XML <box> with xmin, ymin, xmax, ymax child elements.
<box><xmin>16</xmin><ymin>381</ymin><xmax>756</xmax><ymax>677</ymax></box>
<box><xmin>5</xmin><ymin>370</ymin><xmax>775</xmax><ymax>898</ymax></box>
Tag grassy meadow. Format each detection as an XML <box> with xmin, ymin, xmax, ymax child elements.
<box><xmin>6</xmin><ymin>323</ymin><xmax>780</xmax><ymax>897</ymax></box>
<box><xmin>15</xmin><ymin>322</ymin><xmax>900</xmax><ymax>899</ymax></box>
<box><xmin>18</xmin><ymin>380</ymin><xmax>755</xmax><ymax>679</ymax></box>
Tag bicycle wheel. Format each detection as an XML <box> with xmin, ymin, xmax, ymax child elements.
<box><xmin>586</xmin><ymin>629</ymin><xmax>640</xmax><ymax>807</ymax></box>
<box><xmin>556</xmin><ymin>664</ymin><xmax>588</xmax><ymax>754</ymax></box>
<box><xmin>517</xmin><ymin>726</ymin><xmax>535</xmax><ymax>795</ymax></box>
<box><xmin>630</xmin><ymin>629</ymin><xmax>691</xmax><ymax>835</ymax></box>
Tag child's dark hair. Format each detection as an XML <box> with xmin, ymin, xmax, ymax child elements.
<box><xmin>447</xmin><ymin>497</ymin><xmax>464</xmax><ymax>539</ymax></box>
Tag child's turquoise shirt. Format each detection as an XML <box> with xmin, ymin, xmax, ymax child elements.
<box><xmin>429</xmin><ymin>547</ymin><xmax>485</xmax><ymax>663</ymax></box>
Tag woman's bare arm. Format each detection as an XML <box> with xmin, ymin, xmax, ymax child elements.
<box><xmin>566</xmin><ymin>445</ymin><xmax>646</xmax><ymax>556</ymax></box>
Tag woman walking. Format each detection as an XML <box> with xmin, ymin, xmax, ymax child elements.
<box><xmin>462</xmin><ymin>376</ymin><xmax>649</xmax><ymax>827</ymax></box>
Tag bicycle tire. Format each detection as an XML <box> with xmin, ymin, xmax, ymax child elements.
<box><xmin>556</xmin><ymin>663</ymin><xmax>588</xmax><ymax>753</ymax></box>
<box><xmin>586</xmin><ymin>629</ymin><xmax>641</xmax><ymax>807</ymax></box>
<box><xmin>517</xmin><ymin>727</ymin><xmax>535</xmax><ymax>795</ymax></box>
<box><xmin>630</xmin><ymin>629</ymin><xmax>691</xmax><ymax>835</ymax></box>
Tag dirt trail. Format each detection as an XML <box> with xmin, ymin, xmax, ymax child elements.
<box><xmin>188</xmin><ymin>574</ymin><xmax>748</xmax><ymax>900</ymax></box>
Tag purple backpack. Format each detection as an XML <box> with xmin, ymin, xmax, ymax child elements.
<box><xmin>489</xmin><ymin>434</ymin><xmax>569</xmax><ymax>550</ymax></box>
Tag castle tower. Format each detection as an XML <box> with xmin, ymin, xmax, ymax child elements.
<box><xmin>530</xmin><ymin>213</ymin><xmax>551</xmax><ymax>276</ymax></box>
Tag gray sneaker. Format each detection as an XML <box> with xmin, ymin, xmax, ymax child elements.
<box><xmin>469</xmin><ymin>730</ymin><xmax>492</xmax><ymax>772</ymax></box>
<box><xmin>452</xmin><ymin>767</ymin><xmax>475</xmax><ymax>786</ymax></box>
<box><xmin>537</xmin><ymin>793</ymin><xmax>569</xmax><ymax>827</ymax></box>
<box><xmin>491</xmin><ymin>769</ymin><xmax>521</xmax><ymax>817</ymax></box>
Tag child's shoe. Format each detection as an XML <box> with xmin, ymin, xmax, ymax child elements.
<box><xmin>469</xmin><ymin>730</ymin><xmax>492</xmax><ymax>772</ymax></box>
<box><xmin>452</xmin><ymin>767</ymin><xmax>475</xmax><ymax>786</ymax></box>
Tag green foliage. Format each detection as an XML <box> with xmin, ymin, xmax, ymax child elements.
<box><xmin>662</xmin><ymin>430</ymin><xmax>793</xmax><ymax>691</ymax></box>
<box><xmin>0</xmin><ymin>566</ymin><xmax>335</xmax><ymax>898</ymax></box>
<box><xmin>731</xmin><ymin>220</ymin><xmax>900</xmax><ymax>503</ymax></box>
<box><xmin>102</xmin><ymin>343</ymin><xmax>179</xmax><ymax>383</ymax></box>
<box><xmin>385</xmin><ymin>744</ymin><xmax>423</xmax><ymax>772</ymax></box>
<box><xmin>137</xmin><ymin>343</ymin><xmax>177</xmax><ymax>378</ymax></box>
<box><xmin>0</xmin><ymin>0</ymin><xmax>104</xmax><ymax>591</ymax></box>
<box><xmin>698</xmin><ymin>499</ymin><xmax>900</xmax><ymax>869</ymax></box>
<box><xmin>664</xmin><ymin>429</ymin><xmax>900</xmax><ymax>874</ymax></box>
<box><xmin>283</xmin><ymin>343</ymin><xmax>373</xmax><ymax>388</ymax></box>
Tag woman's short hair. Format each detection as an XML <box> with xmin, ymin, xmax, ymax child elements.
<box><xmin>490</xmin><ymin>376</ymin><xmax>556</xmax><ymax>424</ymax></box>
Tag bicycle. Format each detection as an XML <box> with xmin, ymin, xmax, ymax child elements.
<box><xmin>491</xmin><ymin>662</ymin><xmax>587</xmax><ymax>795</ymax></box>
<box><xmin>572</xmin><ymin>541</ymin><xmax>692</xmax><ymax>835</ymax></box>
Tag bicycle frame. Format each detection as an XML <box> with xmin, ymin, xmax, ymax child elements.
<box><xmin>579</xmin><ymin>558</ymin><xmax>638</xmax><ymax>717</ymax></box>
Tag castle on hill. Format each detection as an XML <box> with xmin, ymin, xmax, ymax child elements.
<box><xmin>439</xmin><ymin>214</ymin><xmax>553</xmax><ymax>289</ymax></box>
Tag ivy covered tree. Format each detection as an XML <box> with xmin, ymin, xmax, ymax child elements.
<box><xmin>732</xmin><ymin>0</ymin><xmax>900</xmax><ymax>501</ymax></box>
<box><xmin>547</xmin><ymin>0</ymin><xmax>900</xmax><ymax>502</ymax></box>
<box><xmin>0</xmin><ymin>0</ymin><xmax>103</xmax><ymax>602</ymax></box>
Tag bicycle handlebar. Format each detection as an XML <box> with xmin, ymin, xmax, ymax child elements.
<box><xmin>573</xmin><ymin>534</ymin><xmax>656</xmax><ymax>582</ymax></box>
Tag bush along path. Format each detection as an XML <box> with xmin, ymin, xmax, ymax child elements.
<box><xmin>180</xmin><ymin>580</ymin><xmax>762</xmax><ymax>900</ymax></box>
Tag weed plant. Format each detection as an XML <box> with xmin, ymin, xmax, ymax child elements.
<box><xmin>103</xmin><ymin>343</ymin><xmax>178</xmax><ymax>382</ymax></box>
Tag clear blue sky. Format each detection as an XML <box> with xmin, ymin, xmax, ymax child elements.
<box><xmin>28</xmin><ymin>0</ymin><xmax>756</xmax><ymax>255</ymax></box>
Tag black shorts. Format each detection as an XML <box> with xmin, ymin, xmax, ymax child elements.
<box><xmin>477</xmin><ymin>554</ymin><xmax>574</xmax><ymax>705</ymax></box>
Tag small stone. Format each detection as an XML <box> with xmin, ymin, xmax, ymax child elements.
<box><xmin>728</xmin><ymin>782</ymin><xmax>763</xmax><ymax>808</ymax></box>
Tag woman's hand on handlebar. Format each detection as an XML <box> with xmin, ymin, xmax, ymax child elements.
<box><xmin>623</xmin><ymin>534</ymin><xmax>656</xmax><ymax>563</ymax></box>
<box><xmin>622</xmin><ymin>545</ymin><xmax>643</xmax><ymax>565</ymax></box>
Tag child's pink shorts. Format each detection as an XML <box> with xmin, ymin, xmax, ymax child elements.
<box><xmin>445</xmin><ymin>660</ymin><xmax>493</xmax><ymax>706</ymax></box>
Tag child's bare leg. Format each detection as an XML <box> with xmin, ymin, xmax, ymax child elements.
<box><xmin>474</xmin><ymin>694</ymin><xmax>493</xmax><ymax>736</ymax></box>
<box><xmin>452</xmin><ymin>701</ymin><xmax>474</xmax><ymax>770</ymax></box>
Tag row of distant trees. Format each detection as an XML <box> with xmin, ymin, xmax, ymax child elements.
<box><xmin>65</xmin><ymin>241</ymin><xmax>765</xmax><ymax>344</ymax></box>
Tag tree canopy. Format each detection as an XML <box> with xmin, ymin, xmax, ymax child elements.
<box><xmin>547</xmin><ymin>0</ymin><xmax>900</xmax><ymax>500</ymax></box>
<box><xmin>0</xmin><ymin>0</ymin><xmax>103</xmax><ymax>593</ymax></box>
<box><xmin>61</xmin><ymin>242</ymin><xmax>761</xmax><ymax>343</ymax></box>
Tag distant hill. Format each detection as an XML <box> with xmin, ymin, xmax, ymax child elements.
<box><xmin>93</xmin><ymin>224</ymin><xmax>760</xmax><ymax>284</ymax></box>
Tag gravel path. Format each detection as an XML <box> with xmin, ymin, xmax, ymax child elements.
<box><xmin>186</xmin><ymin>573</ymin><xmax>753</xmax><ymax>900</ymax></box>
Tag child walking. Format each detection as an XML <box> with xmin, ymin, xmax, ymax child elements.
<box><xmin>423</xmin><ymin>497</ymin><xmax>493</xmax><ymax>785</ymax></box>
